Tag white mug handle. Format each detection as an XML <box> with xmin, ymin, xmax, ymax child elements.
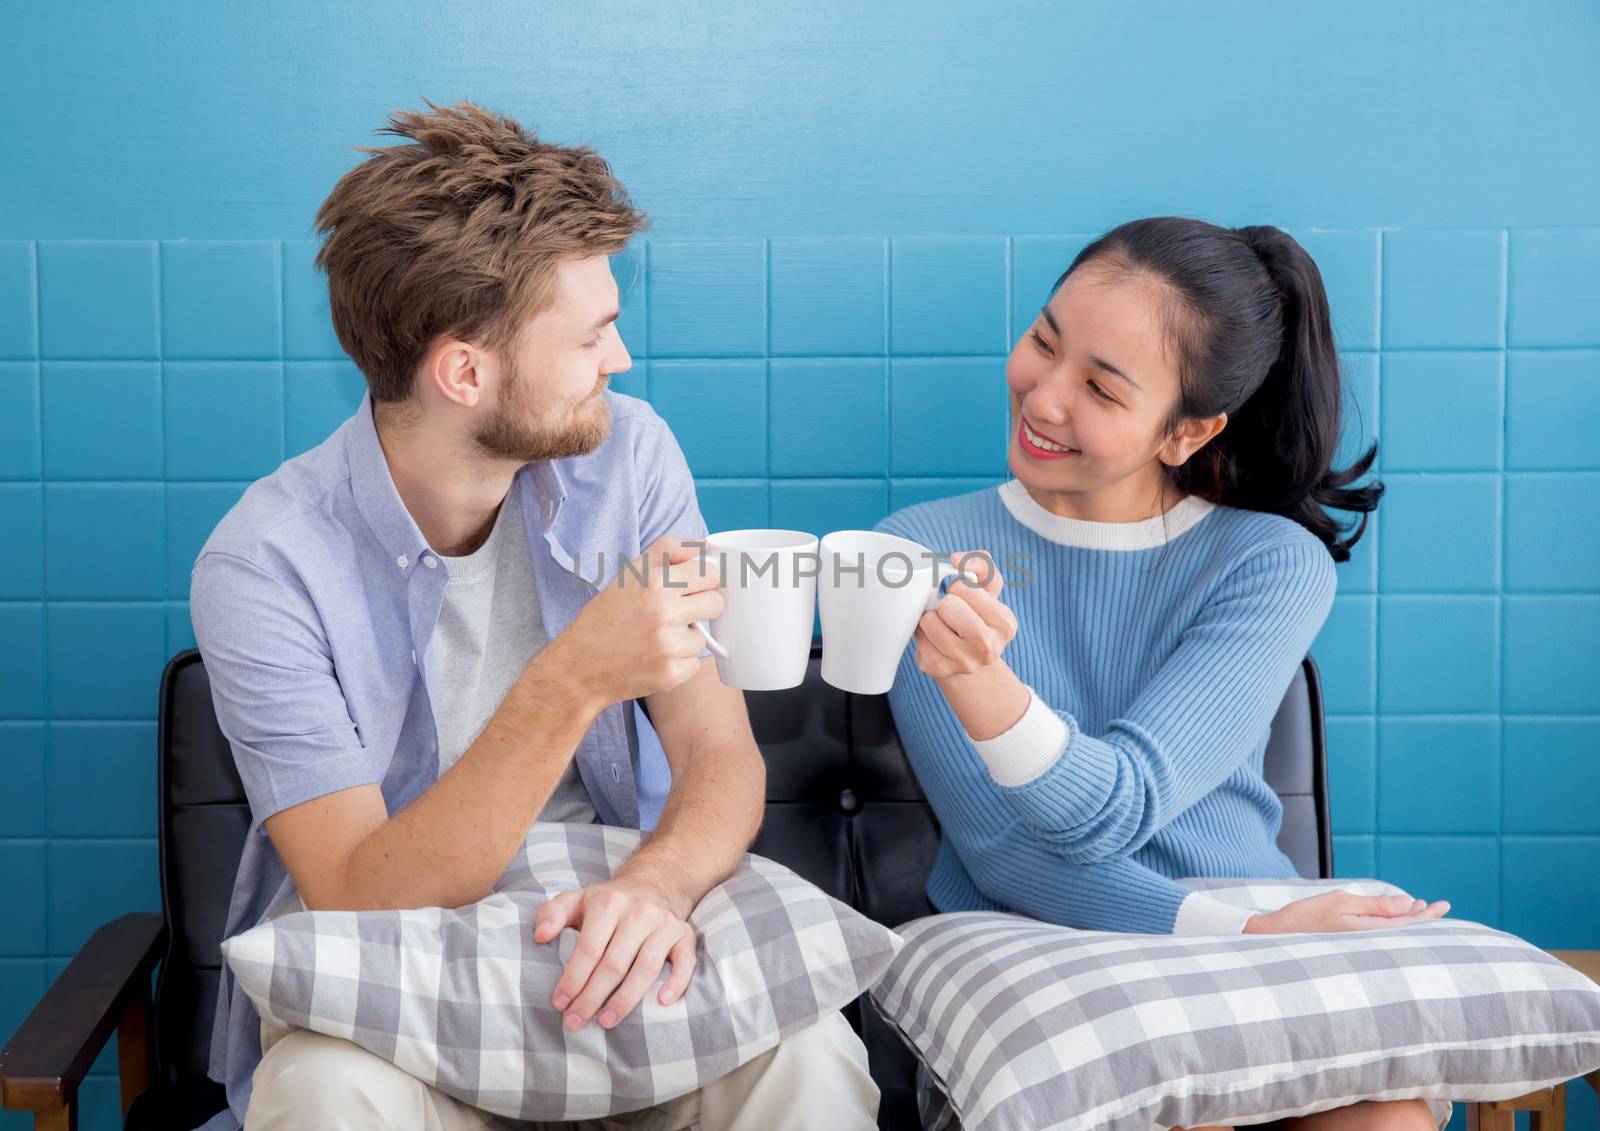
<box><xmin>680</xmin><ymin>541</ymin><xmax>730</xmax><ymax>658</ymax></box>
<box><xmin>923</xmin><ymin>561</ymin><xmax>961</xmax><ymax>611</ymax></box>
<box><xmin>696</xmin><ymin>620</ymin><xmax>730</xmax><ymax>658</ymax></box>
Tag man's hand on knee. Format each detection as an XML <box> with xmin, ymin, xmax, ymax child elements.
<box><xmin>534</xmin><ymin>876</ymin><xmax>699</xmax><ymax>1031</ymax></box>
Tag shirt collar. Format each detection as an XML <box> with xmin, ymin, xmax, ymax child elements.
<box><xmin>347</xmin><ymin>392</ymin><xmax>576</xmax><ymax>571</ymax></box>
<box><xmin>526</xmin><ymin>459</ymin><xmax>577</xmax><ymax>571</ymax></box>
<box><xmin>996</xmin><ymin>481</ymin><xmax>1217</xmax><ymax>550</ymax></box>
<box><xmin>348</xmin><ymin>394</ymin><xmax>431</xmax><ymax>567</ymax></box>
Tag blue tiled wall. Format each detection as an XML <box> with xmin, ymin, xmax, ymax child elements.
<box><xmin>4</xmin><ymin>3</ymin><xmax>1600</xmax><ymax>1128</ymax></box>
<box><xmin>0</xmin><ymin>231</ymin><xmax>1596</xmax><ymax>1128</ymax></box>
<box><xmin>4</xmin><ymin>236</ymin><xmax>1599</xmax><ymax>1107</ymax></box>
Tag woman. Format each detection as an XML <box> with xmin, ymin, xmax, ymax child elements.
<box><xmin>876</xmin><ymin>217</ymin><xmax>1450</xmax><ymax>1131</ymax></box>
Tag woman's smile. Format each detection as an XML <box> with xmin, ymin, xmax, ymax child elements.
<box><xmin>1017</xmin><ymin>415</ymin><xmax>1079</xmax><ymax>460</ymax></box>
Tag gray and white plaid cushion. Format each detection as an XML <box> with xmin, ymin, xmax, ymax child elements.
<box><xmin>872</xmin><ymin>877</ymin><xmax>1600</xmax><ymax>1131</ymax></box>
<box><xmin>221</xmin><ymin>822</ymin><xmax>901</xmax><ymax>1122</ymax></box>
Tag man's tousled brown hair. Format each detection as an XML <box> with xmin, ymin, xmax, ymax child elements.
<box><xmin>314</xmin><ymin>98</ymin><xmax>647</xmax><ymax>404</ymax></box>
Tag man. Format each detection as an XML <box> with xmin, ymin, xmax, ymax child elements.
<box><xmin>190</xmin><ymin>98</ymin><xmax>879</xmax><ymax>1130</ymax></box>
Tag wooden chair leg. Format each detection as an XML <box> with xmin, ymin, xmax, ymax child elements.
<box><xmin>1528</xmin><ymin>1083</ymin><xmax>1566</xmax><ymax>1131</ymax></box>
<box><xmin>1469</xmin><ymin>1085</ymin><xmax>1567</xmax><ymax>1131</ymax></box>
<box><xmin>34</xmin><ymin>1101</ymin><xmax>76</xmax><ymax>1131</ymax></box>
<box><xmin>1467</xmin><ymin>1101</ymin><xmax>1515</xmax><ymax>1131</ymax></box>
<box><xmin>115</xmin><ymin>977</ymin><xmax>153</xmax><ymax>1115</ymax></box>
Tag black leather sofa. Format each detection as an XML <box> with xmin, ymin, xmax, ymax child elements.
<box><xmin>0</xmin><ymin>645</ymin><xmax>1330</xmax><ymax>1131</ymax></box>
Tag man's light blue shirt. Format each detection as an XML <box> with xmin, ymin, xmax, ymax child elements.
<box><xmin>189</xmin><ymin>389</ymin><xmax>708</xmax><ymax>1129</ymax></box>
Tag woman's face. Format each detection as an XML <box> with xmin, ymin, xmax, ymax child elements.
<box><xmin>1005</xmin><ymin>259</ymin><xmax>1213</xmax><ymax>507</ymax></box>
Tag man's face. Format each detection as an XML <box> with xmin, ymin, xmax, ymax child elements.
<box><xmin>474</xmin><ymin>254</ymin><xmax>634</xmax><ymax>463</ymax></box>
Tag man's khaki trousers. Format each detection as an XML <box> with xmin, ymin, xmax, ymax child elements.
<box><xmin>244</xmin><ymin>1009</ymin><xmax>880</xmax><ymax>1130</ymax></box>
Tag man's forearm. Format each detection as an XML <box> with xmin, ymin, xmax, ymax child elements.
<box><xmin>336</xmin><ymin>642</ymin><xmax>605</xmax><ymax>911</ymax></box>
<box><xmin>615</xmin><ymin>740</ymin><xmax>766</xmax><ymax>918</ymax></box>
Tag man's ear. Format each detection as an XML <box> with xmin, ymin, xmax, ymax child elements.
<box><xmin>1158</xmin><ymin>412</ymin><xmax>1227</xmax><ymax>468</ymax></box>
<box><xmin>425</xmin><ymin>339</ymin><xmax>487</xmax><ymax>409</ymax></box>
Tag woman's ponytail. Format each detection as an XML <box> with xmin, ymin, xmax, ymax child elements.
<box><xmin>1213</xmin><ymin>227</ymin><xmax>1380</xmax><ymax>560</ymax></box>
<box><xmin>1065</xmin><ymin>218</ymin><xmax>1382</xmax><ymax>562</ymax></box>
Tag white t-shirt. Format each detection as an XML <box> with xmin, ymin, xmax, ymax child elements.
<box><xmin>431</xmin><ymin>496</ymin><xmax>596</xmax><ymax>825</ymax></box>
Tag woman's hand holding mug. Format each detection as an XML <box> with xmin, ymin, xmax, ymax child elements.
<box><xmin>913</xmin><ymin>551</ymin><xmax>1019</xmax><ymax>679</ymax></box>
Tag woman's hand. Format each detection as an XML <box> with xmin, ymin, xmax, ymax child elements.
<box><xmin>913</xmin><ymin>551</ymin><xmax>1019</xmax><ymax>679</ymax></box>
<box><xmin>1243</xmin><ymin>890</ymin><xmax>1451</xmax><ymax>934</ymax></box>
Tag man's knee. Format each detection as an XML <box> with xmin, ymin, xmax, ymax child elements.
<box><xmin>246</xmin><ymin>1027</ymin><xmax>424</xmax><ymax>1129</ymax></box>
<box><xmin>768</xmin><ymin>1009</ymin><xmax>873</xmax><ymax>1081</ymax></box>
<box><xmin>1356</xmin><ymin>1098</ymin><xmax>1440</xmax><ymax>1131</ymax></box>
<box><xmin>1277</xmin><ymin>1098</ymin><xmax>1439</xmax><ymax>1131</ymax></box>
<box><xmin>697</xmin><ymin>1008</ymin><xmax>879</xmax><ymax>1127</ymax></box>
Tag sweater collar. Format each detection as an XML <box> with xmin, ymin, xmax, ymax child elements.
<box><xmin>996</xmin><ymin>482</ymin><xmax>1217</xmax><ymax>550</ymax></box>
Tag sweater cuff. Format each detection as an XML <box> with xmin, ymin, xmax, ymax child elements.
<box><xmin>1172</xmin><ymin>891</ymin><xmax>1257</xmax><ymax>935</ymax></box>
<box><xmin>969</xmin><ymin>686</ymin><xmax>1070</xmax><ymax>787</ymax></box>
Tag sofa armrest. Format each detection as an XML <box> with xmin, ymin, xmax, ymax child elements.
<box><xmin>0</xmin><ymin>912</ymin><xmax>167</xmax><ymax>1125</ymax></box>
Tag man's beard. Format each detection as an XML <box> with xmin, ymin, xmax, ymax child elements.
<box><xmin>474</xmin><ymin>366</ymin><xmax>612</xmax><ymax>463</ymax></box>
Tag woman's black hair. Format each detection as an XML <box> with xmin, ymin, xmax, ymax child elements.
<box><xmin>1054</xmin><ymin>217</ymin><xmax>1381</xmax><ymax>562</ymax></box>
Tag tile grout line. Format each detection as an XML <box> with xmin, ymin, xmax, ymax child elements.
<box><xmin>33</xmin><ymin>239</ymin><xmax>51</xmax><ymax>957</ymax></box>
<box><xmin>279</xmin><ymin>241</ymin><xmax>289</xmax><ymax>467</ymax></box>
<box><xmin>155</xmin><ymin>242</ymin><xmax>169</xmax><ymax>642</ymax></box>
<box><xmin>1003</xmin><ymin>235</ymin><xmax>1014</xmax><ymax>482</ymax></box>
<box><xmin>642</xmin><ymin>236</ymin><xmax>654</xmax><ymax>373</ymax></box>
<box><xmin>771</xmin><ymin>238</ymin><xmax>777</xmax><ymax>486</ymax></box>
<box><xmin>883</xmin><ymin>238</ymin><xmax>893</xmax><ymax>494</ymax></box>
<box><xmin>155</xmin><ymin>241</ymin><xmax>169</xmax><ymax>970</ymax></box>
<box><xmin>1371</xmin><ymin>230</ymin><xmax>1384</xmax><ymax>859</ymax></box>
<box><xmin>639</xmin><ymin>239</ymin><xmax>650</xmax><ymax>401</ymax></box>
<box><xmin>1496</xmin><ymin>228</ymin><xmax>1510</xmax><ymax>925</ymax></box>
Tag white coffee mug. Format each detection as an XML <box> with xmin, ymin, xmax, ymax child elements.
<box><xmin>817</xmin><ymin>530</ymin><xmax>959</xmax><ymax>695</ymax></box>
<box><xmin>700</xmin><ymin>529</ymin><xmax>820</xmax><ymax>691</ymax></box>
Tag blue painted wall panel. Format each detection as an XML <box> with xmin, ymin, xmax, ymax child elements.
<box><xmin>3</xmin><ymin>7</ymin><xmax>1598</xmax><ymax>1124</ymax></box>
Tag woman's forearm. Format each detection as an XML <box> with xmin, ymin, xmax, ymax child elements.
<box><xmin>934</xmin><ymin>658</ymin><xmax>1033</xmax><ymax>741</ymax></box>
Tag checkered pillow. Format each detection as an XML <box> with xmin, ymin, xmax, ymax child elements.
<box><xmin>872</xmin><ymin>877</ymin><xmax>1600</xmax><ymax>1131</ymax></box>
<box><xmin>221</xmin><ymin>822</ymin><xmax>901</xmax><ymax>1122</ymax></box>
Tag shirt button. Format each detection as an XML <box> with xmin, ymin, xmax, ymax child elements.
<box><xmin>410</xmin><ymin>649</ymin><xmax>416</xmax><ymax>665</ymax></box>
<box><xmin>397</xmin><ymin>554</ymin><xmax>408</xmax><ymax>570</ymax></box>
<box><xmin>422</xmin><ymin>554</ymin><xmax>438</xmax><ymax>569</ymax></box>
